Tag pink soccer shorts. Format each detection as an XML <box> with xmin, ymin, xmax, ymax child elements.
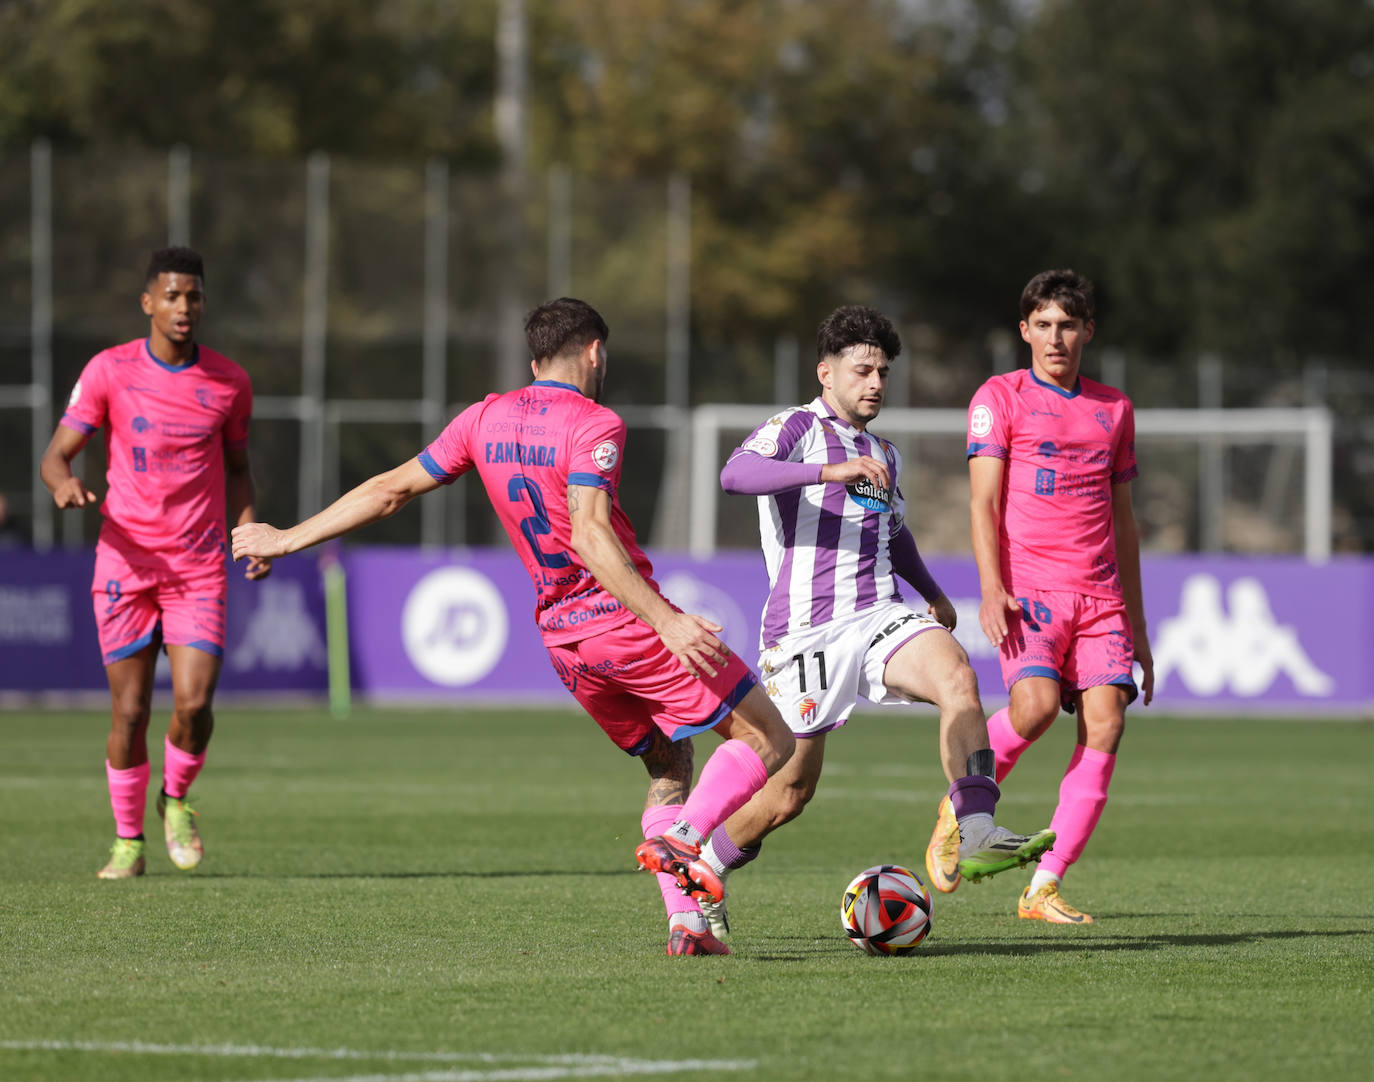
<box><xmin>545</xmin><ymin>616</ymin><xmax>758</xmax><ymax>755</ymax></box>
<box><xmin>91</xmin><ymin>540</ymin><xmax>227</xmax><ymax>665</ymax></box>
<box><xmin>999</xmin><ymin>587</ymin><xmax>1137</xmax><ymax>711</ymax></box>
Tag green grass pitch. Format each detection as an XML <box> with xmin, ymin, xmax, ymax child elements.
<box><xmin>1</xmin><ymin>706</ymin><xmax>1370</xmax><ymax>1082</ymax></box>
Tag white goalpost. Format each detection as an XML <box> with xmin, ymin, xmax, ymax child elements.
<box><xmin>687</xmin><ymin>405</ymin><xmax>1334</xmax><ymax>561</ymax></box>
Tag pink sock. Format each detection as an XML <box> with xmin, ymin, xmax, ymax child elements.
<box><xmin>106</xmin><ymin>760</ymin><xmax>151</xmax><ymax>838</ymax></box>
<box><xmin>162</xmin><ymin>736</ymin><xmax>205</xmax><ymax>799</ymax></box>
<box><xmin>674</xmin><ymin>740</ymin><xmax>769</xmax><ymax>845</ymax></box>
<box><xmin>642</xmin><ymin>804</ymin><xmax>698</xmax><ymax>918</ymax></box>
<box><xmin>987</xmin><ymin>707</ymin><xmax>1034</xmax><ymax>783</ymax></box>
<box><xmin>1039</xmin><ymin>745</ymin><xmax>1116</xmax><ymax>879</ymax></box>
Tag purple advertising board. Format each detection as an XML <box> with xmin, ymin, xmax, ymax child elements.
<box><xmin>4</xmin><ymin>545</ymin><xmax>1369</xmax><ymax>714</ymax></box>
<box><xmin>0</xmin><ymin>548</ymin><xmax>328</xmax><ymax>697</ymax></box>
<box><xmin>339</xmin><ymin>547</ymin><xmax>1373</xmax><ymax>715</ymax></box>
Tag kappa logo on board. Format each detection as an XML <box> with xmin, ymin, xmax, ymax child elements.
<box><xmin>1153</xmin><ymin>574</ymin><xmax>1334</xmax><ymax>698</ymax></box>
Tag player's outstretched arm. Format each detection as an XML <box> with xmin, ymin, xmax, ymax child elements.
<box><xmin>567</xmin><ymin>482</ymin><xmax>727</xmax><ymax>679</ymax></box>
<box><xmin>39</xmin><ymin>424</ymin><xmax>98</xmax><ymax>509</ymax></box>
<box><xmin>1112</xmin><ymin>481</ymin><xmax>1154</xmax><ymax>705</ymax></box>
<box><xmin>969</xmin><ymin>455</ymin><xmax>1018</xmax><ymax>646</ymax></box>
<box><xmin>231</xmin><ymin>457</ymin><xmax>441</xmax><ymax>562</ymax></box>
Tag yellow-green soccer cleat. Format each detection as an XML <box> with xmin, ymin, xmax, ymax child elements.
<box><xmin>97</xmin><ymin>837</ymin><xmax>146</xmax><ymax>880</ymax></box>
<box><xmin>956</xmin><ymin>826</ymin><xmax>1055</xmax><ymax>883</ymax></box>
<box><xmin>924</xmin><ymin>795</ymin><xmax>961</xmax><ymax>894</ymax></box>
<box><xmin>157</xmin><ymin>791</ymin><xmax>204</xmax><ymax>870</ymax></box>
<box><xmin>1018</xmin><ymin>882</ymin><xmax>1094</xmax><ymax>924</ymax></box>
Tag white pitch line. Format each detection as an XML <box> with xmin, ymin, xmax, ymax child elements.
<box><xmin>0</xmin><ymin>1040</ymin><xmax>757</xmax><ymax>1082</ymax></box>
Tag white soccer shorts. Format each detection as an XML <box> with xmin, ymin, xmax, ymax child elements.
<box><xmin>756</xmin><ymin>601</ymin><xmax>942</xmax><ymax>736</ymax></box>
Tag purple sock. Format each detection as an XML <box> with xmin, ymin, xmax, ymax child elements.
<box><xmin>709</xmin><ymin>825</ymin><xmax>761</xmax><ymax>872</ymax></box>
<box><xmin>948</xmin><ymin>774</ymin><xmax>1000</xmax><ymax>819</ymax></box>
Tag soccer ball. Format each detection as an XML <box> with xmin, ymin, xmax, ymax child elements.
<box><xmin>840</xmin><ymin>864</ymin><xmax>932</xmax><ymax>955</ymax></box>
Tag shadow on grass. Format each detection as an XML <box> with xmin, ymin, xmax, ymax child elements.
<box><xmin>187</xmin><ymin>868</ymin><xmax>640</xmax><ymax>880</ymax></box>
<box><xmin>748</xmin><ymin>927</ymin><xmax>1373</xmax><ymax>962</ymax></box>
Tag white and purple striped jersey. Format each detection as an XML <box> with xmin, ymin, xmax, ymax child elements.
<box><xmin>723</xmin><ymin>396</ymin><xmax>911</xmax><ymax>650</ymax></box>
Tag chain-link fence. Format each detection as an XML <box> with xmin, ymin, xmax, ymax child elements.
<box><xmin>0</xmin><ymin>143</ymin><xmax>1367</xmax><ymax>556</ymax></box>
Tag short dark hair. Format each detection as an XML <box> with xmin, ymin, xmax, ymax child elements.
<box><xmin>145</xmin><ymin>246</ymin><xmax>205</xmax><ymax>287</ymax></box>
<box><xmin>1020</xmin><ymin>268</ymin><xmax>1094</xmax><ymax>322</ymax></box>
<box><xmin>524</xmin><ymin>298</ymin><xmax>609</xmax><ymax>363</ymax></box>
<box><xmin>816</xmin><ymin>305</ymin><xmax>902</xmax><ymax>362</ymax></box>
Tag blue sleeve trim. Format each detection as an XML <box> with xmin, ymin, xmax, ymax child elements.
<box><xmin>967</xmin><ymin>441</ymin><xmax>1008</xmax><ymax>460</ymax></box>
<box><xmin>61</xmin><ymin>415</ymin><xmax>97</xmax><ymax>436</ymax></box>
<box><xmin>417</xmin><ymin>450</ymin><xmax>456</xmax><ymax>484</ymax></box>
<box><xmin>568</xmin><ymin>472</ymin><xmax>615</xmax><ymax>492</ymax></box>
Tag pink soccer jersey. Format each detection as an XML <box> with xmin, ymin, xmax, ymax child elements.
<box><xmin>419</xmin><ymin>379</ymin><xmax>655</xmax><ymax>646</ymax></box>
<box><xmin>967</xmin><ymin>368</ymin><xmax>1137</xmax><ymax>600</ymax></box>
<box><xmin>60</xmin><ymin>338</ymin><xmax>252</xmax><ymax>571</ymax></box>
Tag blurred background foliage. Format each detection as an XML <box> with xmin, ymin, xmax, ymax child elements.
<box><xmin>2</xmin><ymin>0</ymin><xmax>1371</xmax><ymax>548</ymax></box>
<box><xmin>5</xmin><ymin>0</ymin><xmax>1373</xmax><ymax>366</ymax></box>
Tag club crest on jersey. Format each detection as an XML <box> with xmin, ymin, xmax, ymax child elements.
<box><xmin>1094</xmin><ymin>407</ymin><xmax>1113</xmax><ymax>433</ymax></box>
<box><xmin>132</xmin><ymin>416</ymin><xmax>153</xmax><ymax>433</ymax></box>
<box><xmin>798</xmin><ymin>697</ymin><xmax>818</xmax><ymax>723</ymax></box>
<box><xmin>846</xmin><ymin>476</ymin><xmax>891</xmax><ymax>512</ymax></box>
<box><xmin>970</xmin><ymin>403</ymin><xmax>993</xmax><ymax>437</ymax></box>
<box><xmin>195</xmin><ymin>387</ymin><xmax>216</xmax><ymax>408</ymax></box>
<box><xmin>592</xmin><ymin>440</ymin><xmax>620</xmax><ymax>471</ymax></box>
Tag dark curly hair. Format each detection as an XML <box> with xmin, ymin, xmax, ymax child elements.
<box><xmin>816</xmin><ymin>305</ymin><xmax>902</xmax><ymax>361</ymax></box>
<box><xmin>525</xmin><ymin>297</ymin><xmax>610</xmax><ymax>363</ymax></box>
<box><xmin>145</xmin><ymin>246</ymin><xmax>204</xmax><ymax>286</ymax></box>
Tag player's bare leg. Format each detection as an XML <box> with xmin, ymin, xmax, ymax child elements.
<box><xmin>883</xmin><ymin>629</ymin><xmax>1053</xmax><ymax>885</ymax></box>
<box><xmin>157</xmin><ymin>645</ymin><xmax>222</xmax><ymax>871</ymax></box>
<box><xmin>1021</xmin><ymin>683</ymin><xmax>1127</xmax><ymax>922</ymax></box>
<box><xmin>636</xmin><ymin>687</ymin><xmax>793</xmax><ymax>930</ymax></box>
<box><xmin>97</xmin><ymin>647</ymin><xmax>157</xmax><ymax>878</ymax></box>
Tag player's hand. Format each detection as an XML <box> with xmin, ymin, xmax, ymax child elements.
<box><xmin>1135</xmin><ymin>637</ymin><xmax>1155</xmax><ymax>706</ymax></box>
<box><xmin>52</xmin><ymin>477</ymin><xmax>98</xmax><ymax>509</ymax></box>
<box><xmin>820</xmin><ymin>455</ymin><xmax>890</xmax><ymax>492</ymax></box>
<box><xmin>979</xmin><ymin>591</ymin><xmax>1021</xmax><ymax>648</ymax></box>
<box><xmin>928</xmin><ymin>593</ymin><xmax>957</xmax><ymax>631</ymax></box>
<box><xmin>231</xmin><ymin>522</ymin><xmax>291</xmax><ymax>561</ymax></box>
<box><xmin>242</xmin><ymin>555</ymin><xmax>273</xmax><ymax>581</ymax></box>
<box><xmin>657</xmin><ymin>611</ymin><xmax>730</xmax><ymax>680</ymax></box>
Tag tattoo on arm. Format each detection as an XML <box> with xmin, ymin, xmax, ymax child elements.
<box><xmin>567</xmin><ymin>487</ymin><xmax>581</xmax><ymax>514</ymax></box>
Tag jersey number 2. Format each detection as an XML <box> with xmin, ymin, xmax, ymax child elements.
<box><xmin>507</xmin><ymin>476</ymin><xmax>571</xmax><ymax>569</ymax></box>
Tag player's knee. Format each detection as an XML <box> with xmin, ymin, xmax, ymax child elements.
<box><xmin>1083</xmin><ymin>712</ymin><xmax>1125</xmax><ymax>753</ymax></box>
<box><xmin>942</xmin><ymin>662</ymin><xmax>982</xmax><ymax>713</ymax></box>
<box><xmin>109</xmin><ymin>698</ymin><xmax>151</xmax><ymax>735</ymax></box>
<box><xmin>172</xmin><ymin>689</ymin><xmax>214</xmax><ymax>726</ymax></box>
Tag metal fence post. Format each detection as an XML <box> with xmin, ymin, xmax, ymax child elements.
<box><xmin>299</xmin><ymin>151</ymin><xmax>330</xmax><ymax>522</ymax></box>
<box><xmin>168</xmin><ymin>144</ymin><xmax>192</xmax><ymax>247</ymax></box>
<box><xmin>30</xmin><ymin>139</ymin><xmax>54</xmax><ymax>551</ymax></box>
<box><xmin>421</xmin><ymin>156</ymin><xmax>450</xmax><ymax>549</ymax></box>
